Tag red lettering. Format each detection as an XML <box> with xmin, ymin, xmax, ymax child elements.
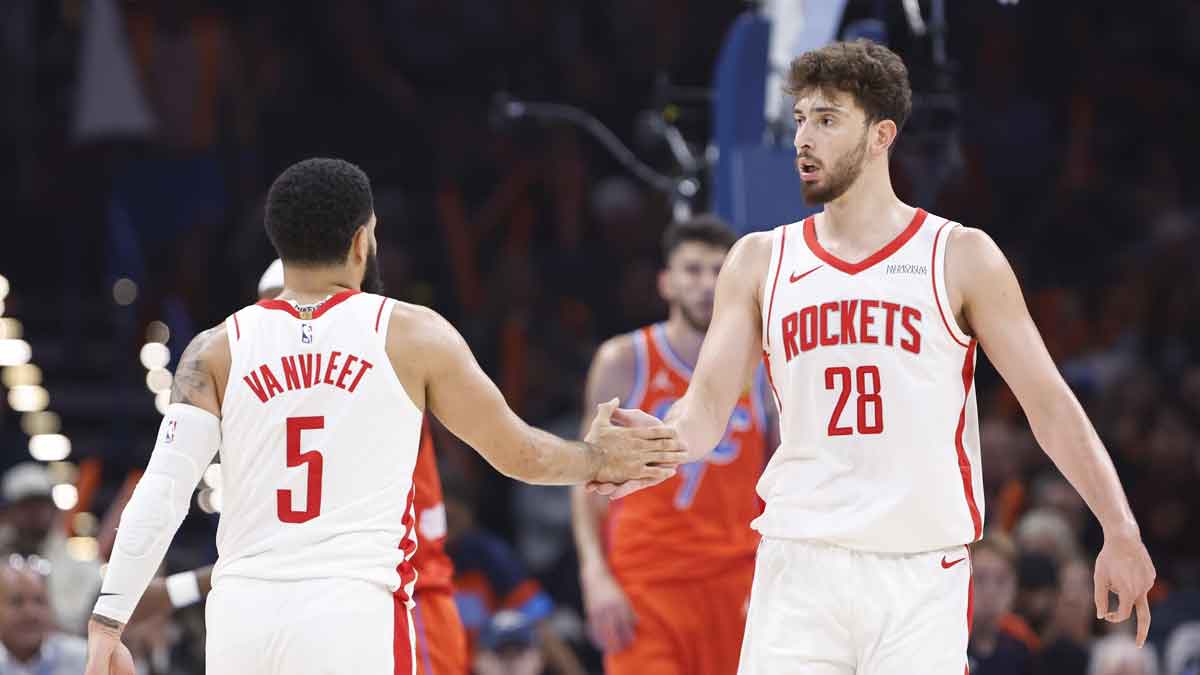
<box><xmin>243</xmin><ymin>371</ymin><xmax>268</xmax><ymax>403</ymax></box>
<box><xmin>260</xmin><ymin>364</ymin><xmax>284</xmax><ymax>399</ymax></box>
<box><xmin>819</xmin><ymin>302</ymin><xmax>838</xmax><ymax>346</ymax></box>
<box><xmin>280</xmin><ymin>356</ymin><xmax>301</xmax><ymax>390</ymax></box>
<box><xmin>839</xmin><ymin>300</ymin><xmax>858</xmax><ymax>344</ymax></box>
<box><xmin>323</xmin><ymin>351</ymin><xmax>341</xmax><ymax>385</ymax></box>
<box><xmin>901</xmin><ymin>307</ymin><xmax>922</xmax><ymax>354</ymax></box>
<box><xmin>799</xmin><ymin>306</ymin><xmax>819</xmax><ymax>352</ymax></box>
<box><xmin>347</xmin><ymin>359</ymin><xmax>374</xmax><ymax>392</ymax></box>
<box><xmin>859</xmin><ymin>300</ymin><xmax>880</xmax><ymax>344</ymax></box>
<box><xmin>335</xmin><ymin>354</ymin><xmax>359</xmax><ymax>390</ymax></box>
<box><xmin>298</xmin><ymin>354</ymin><xmax>317</xmax><ymax>387</ymax></box>
<box><xmin>880</xmin><ymin>301</ymin><xmax>900</xmax><ymax>346</ymax></box>
<box><xmin>782</xmin><ymin>313</ymin><xmax>800</xmax><ymax>361</ymax></box>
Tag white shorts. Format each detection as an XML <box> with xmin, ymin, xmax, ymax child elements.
<box><xmin>738</xmin><ymin>538</ymin><xmax>972</xmax><ymax>675</ymax></box>
<box><xmin>205</xmin><ymin>577</ymin><xmax>415</xmax><ymax>674</ymax></box>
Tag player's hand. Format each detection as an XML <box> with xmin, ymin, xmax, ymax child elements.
<box><xmin>1093</xmin><ymin>529</ymin><xmax>1155</xmax><ymax>646</ymax></box>
<box><xmin>585</xmin><ymin>474</ymin><xmax>673</xmax><ymax>500</ymax></box>
<box><xmin>582</xmin><ymin>567</ymin><xmax>637</xmax><ymax>653</ymax></box>
<box><xmin>84</xmin><ymin>616</ymin><xmax>137</xmax><ymax>675</ymax></box>
<box><xmin>586</xmin><ymin>398</ymin><xmax>684</xmax><ymax>484</ymax></box>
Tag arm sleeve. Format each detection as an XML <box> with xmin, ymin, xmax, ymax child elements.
<box><xmin>93</xmin><ymin>404</ymin><xmax>220</xmax><ymax>624</ymax></box>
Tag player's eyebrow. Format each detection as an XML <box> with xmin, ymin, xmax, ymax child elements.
<box><xmin>794</xmin><ymin>106</ymin><xmax>845</xmax><ymax>115</ymax></box>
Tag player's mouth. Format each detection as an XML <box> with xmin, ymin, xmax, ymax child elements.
<box><xmin>797</xmin><ymin>159</ymin><xmax>821</xmax><ymax>182</ymax></box>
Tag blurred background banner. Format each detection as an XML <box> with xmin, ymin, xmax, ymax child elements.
<box><xmin>1</xmin><ymin>1</ymin><xmax>1198</xmax><ymax>674</ymax></box>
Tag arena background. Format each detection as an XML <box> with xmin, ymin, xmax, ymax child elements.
<box><xmin>0</xmin><ymin>1</ymin><xmax>1198</xmax><ymax>673</ymax></box>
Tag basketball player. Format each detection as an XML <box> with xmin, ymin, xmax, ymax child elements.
<box><xmin>572</xmin><ymin>215</ymin><xmax>776</xmax><ymax>675</ymax></box>
<box><xmin>127</xmin><ymin>260</ymin><xmax>471</xmax><ymax>675</ymax></box>
<box><xmin>595</xmin><ymin>40</ymin><xmax>1156</xmax><ymax>673</ymax></box>
<box><xmin>83</xmin><ymin>158</ymin><xmax>683</xmax><ymax>675</ymax></box>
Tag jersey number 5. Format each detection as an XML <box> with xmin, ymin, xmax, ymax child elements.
<box><xmin>277</xmin><ymin>416</ymin><xmax>324</xmax><ymax>523</ymax></box>
<box><xmin>825</xmin><ymin>366</ymin><xmax>883</xmax><ymax>436</ymax></box>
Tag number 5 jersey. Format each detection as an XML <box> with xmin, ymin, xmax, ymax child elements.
<box><xmin>214</xmin><ymin>290</ymin><xmax>421</xmax><ymax>603</ymax></box>
<box><xmin>758</xmin><ymin>209</ymin><xmax>984</xmax><ymax>554</ymax></box>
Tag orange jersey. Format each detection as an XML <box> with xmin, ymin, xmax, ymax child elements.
<box><xmin>412</xmin><ymin>417</ymin><xmax>455</xmax><ymax>593</ymax></box>
<box><xmin>606</xmin><ymin>323</ymin><xmax>771</xmax><ymax>584</ymax></box>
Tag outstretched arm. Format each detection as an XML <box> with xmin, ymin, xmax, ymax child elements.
<box><xmin>948</xmin><ymin>227</ymin><xmax>1155</xmax><ymax>644</ymax></box>
<box><xmin>388</xmin><ymin>305</ymin><xmax>681</xmax><ymax>485</ymax></box>
<box><xmin>665</xmin><ymin>233</ymin><xmax>774</xmax><ymax>462</ymax></box>
<box><xmin>87</xmin><ymin>326</ymin><xmax>228</xmax><ymax>675</ymax></box>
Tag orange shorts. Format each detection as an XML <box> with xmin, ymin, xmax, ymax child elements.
<box><xmin>413</xmin><ymin>588</ymin><xmax>469</xmax><ymax>675</ymax></box>
<box><xmin>606</xmin><ymin>560</ymin><xmax>755</xmax><ymax>675</ymax></box>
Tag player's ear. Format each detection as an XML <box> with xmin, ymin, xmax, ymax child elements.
<box><xmin>351</xmin><ymin>224</ymin><xmax>370</xmax><ymax>264</ymax></box>
<box><xmin>657</xmin><ymin>268</ymin><xmax>672</xmax><ymax>302</ymax></box>
<box><xmin>873</xmin><ymin>119</ymin><xmax>898</xmax><ymax>156</ymax></box>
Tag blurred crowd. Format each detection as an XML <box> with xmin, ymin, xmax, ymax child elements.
<box><xmin>1</xmin><ymin>0</ymin><xmax>1199</xmax><ymax>674</ymax></box>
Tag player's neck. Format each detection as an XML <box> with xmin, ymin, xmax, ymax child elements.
<box><xmin>277</xmin><ymin>267</ymin><xmax>359</xmax><ymax>304</ymax></box>
<box><xmin>663</xmin><ymin>314</ymin><xmax>704</xmax><ymax>367</ymax></box>
<box><xmin>819</xmin><ymin>166</ymin><xmax>912</xmax><ymax>245</ymax></box>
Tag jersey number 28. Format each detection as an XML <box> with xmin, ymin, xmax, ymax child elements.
<box><xmin>825</xmin><ymin>366</ymin><xmax>883</xmax><ymax>436</ymax></box>
<box><xmin>277</xmin><ymin>416</ymin><xmax>324</xmax><ymax>523</ymax></box>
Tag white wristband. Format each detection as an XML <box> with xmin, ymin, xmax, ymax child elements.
<box><xmin>165</xmin><ymin>571</ymin><xmax>202</xmax><ymax>608</ymax></box>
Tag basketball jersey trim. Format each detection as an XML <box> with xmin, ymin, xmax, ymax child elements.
<box><xmin>232</xmin><ymin>312</ymin><xmax>241</xmax><ymax>340</ymax></box>
<box><xmin>931</xmin><ymin>221</ymin><xmax>973</xmax><ymax>349</ymax></box>
<box><xmin>955</xmin><ymin>340</ymin><xmax>983</xmax><ymax>541</ymax></box>
<box><xmin>256</xmin><ymin>289</ymin><xmax>361</xmax><ymax>319</ymax></box>
<box><xmin>763</xmin><ymin>225</ymin><xmax>788</xmax><ymax>349</ymax></box>
<box><xmin>374</xmin><ymin>297</ymin><xmax>389</xmax><ymax>332</ymax></box>
<box><xmin>802</xmin><ymin>208</ymin><xmax>927</xmax><ymax>275</ymax></box>
<box><xmin>750</xmin><ymin>366</ymin><xmax>768</xmax><ymax>431</ymax></box>
<box><xmin>626</xmin><ymin>330</ymin><xmax>650</xmax><ymax>409</ymax></box>
<box><xmin>651</xmin><ymin>323</ymin><xmax>693</xmax><ymax>379</ymax></box>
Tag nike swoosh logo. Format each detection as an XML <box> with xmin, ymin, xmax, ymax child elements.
<box><xmin>941</xmin><ymin>556</ymin><xmax>966</xmax><ymax>569</ymax></box>
<box><xmin>789</xmin><ymin>265</ymin><xmax>822</xmax><ymax>283</ymax></box>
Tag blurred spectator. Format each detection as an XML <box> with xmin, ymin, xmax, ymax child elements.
<box><xmin>1036</xmin><ymin>558</ymin><xmax>1096</xmax><ymax>675</ymax></box>
<box><xmin>1015</xmin><ymin>508</ymin><xmax>1080</xmax><ymax>565</ymax></box>
<box><xmin>0</xmin><ymin>463</ymin><xmax>101</xmax><ymax>635</ymax></box>
<box><xmin>0</xmin><ymin>557</ymin><xmax>87</xmax><ymax>674</ymax></box>
<box><xmin>475</xmin><ymin>609</ymin><xmax>545</xmax><ymax>675</ymax></box>
<box><xmin>1165</xmin><ymin>622</ymin><xmax>1200</xmax><ymax>675</ymax></box>
<box><xmin>1088</xmin><ymin>634</ymin><xmax>1159</xmax><ymax>675</ymax></box>
<box><xmin>969</xmin><ymin>532</ymin><xmax>1037</xmax><ymax>675</ymax></box>
<box><xmin>446</xmin><ymin>488</ymin><xmax>586</xmax><ymax>675</ymax></box>
<box><xmin>1029</xmin><ymin>471</ymin><xmax>1089</xmax><ymax>541</ymax></box>
<box><xmin>1017</xmin><ymin>552</ymin><xmax>1060</xmax><ymax>637</ymax></box>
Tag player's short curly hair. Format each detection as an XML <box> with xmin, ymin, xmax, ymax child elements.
<box><xmin>662</xmin><ymin>214</ymin><xmax>737</xmax><ymax>261</ymax></box>
<box><xmin>265</xmin><ymin>158</ymin><xmax>374</xmax><ymax>265</ymax></box>
<box><xmin>784</xmin><ymin>39</ymin><xmax>912</xmax><ymax>134</ymax></box>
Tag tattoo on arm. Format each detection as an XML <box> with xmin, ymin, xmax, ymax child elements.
<box><xmin>170</xmin><ymin>328</ymin><xmax>220</xmax><ymax>406</ymax></box>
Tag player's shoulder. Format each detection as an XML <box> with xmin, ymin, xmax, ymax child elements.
<box><xmin>592</xmin><ymin>332</ymin><xmax>639</xmax><ymax>372</ymax></box>
<box><xmin>183</xmin><ymin>322</ymin><xmax>231</xmax><ymax>361</ymax></box>
<box><xmin>727</xmin><ymin>230</ymin><xmax>776</xmax><ymax>275</ymax></box>
<box><xmin>385</xmin><ymin>300</ymin><xmax>450</xmax><ymax>336</ymax></box>
<box><xmin>945</xmin><ymin>225</ymin><xmax>1006</xmax><ymax>270</ymax></box>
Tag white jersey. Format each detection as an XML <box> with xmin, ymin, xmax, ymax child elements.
<box><xmin>757</xmin><ymin>209</ymin><xmax>983</xmax><ymax>553</ymax></box>
<box><xmin>213</xmin><ymin>290</ymin><xmax>421</xmax><ymax>602</ymax></box>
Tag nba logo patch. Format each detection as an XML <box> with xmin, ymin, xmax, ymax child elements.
<box><xmin>164</xmin><ymin>419</ymin><xmax>177</xmax><ymax>444</ymax></box>
<box><xmin>301</xmin><ymin>324</ymin><xmax>313</xmax><ymax>344</ymax></box>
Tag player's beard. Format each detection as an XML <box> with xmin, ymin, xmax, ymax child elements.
<box><xmin>361</xmin><ymin>244</ymin><xmax>385</xmax><ymax>294</ymax></box>
<box><xmin>799</xmin><ymin>128</ymin><xmax>869</xmax><ymax>205</ymax></box>
<box><xmin>679</xmin><ymin>302</ymin><xmax>712</xmax><ymax>333</ymax></box>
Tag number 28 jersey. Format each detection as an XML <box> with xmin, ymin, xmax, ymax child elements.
<box><xmin>213</xmin><ymin>290</ymin><xmax>422</xmax><ymax>604</ymax></box>
<box><xmin>757</xmin><ymin>209</ymin><xmax>984</xmax><ymax>554</ymax></box>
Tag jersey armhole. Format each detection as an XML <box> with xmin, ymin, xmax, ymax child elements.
<box><xmin>762</xmin><ymin>225</ymin><xmax>788</xmax><ymax>351</ymax></box>
<box><xmin>931</xmin><ymin>221</ymin><xmax>973</xmax><ymax>349</ymax></box>
<box><xmin>624</xmin><ymin>330</ymin><xmax>649</xmax><ymax>408</ymax></box>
